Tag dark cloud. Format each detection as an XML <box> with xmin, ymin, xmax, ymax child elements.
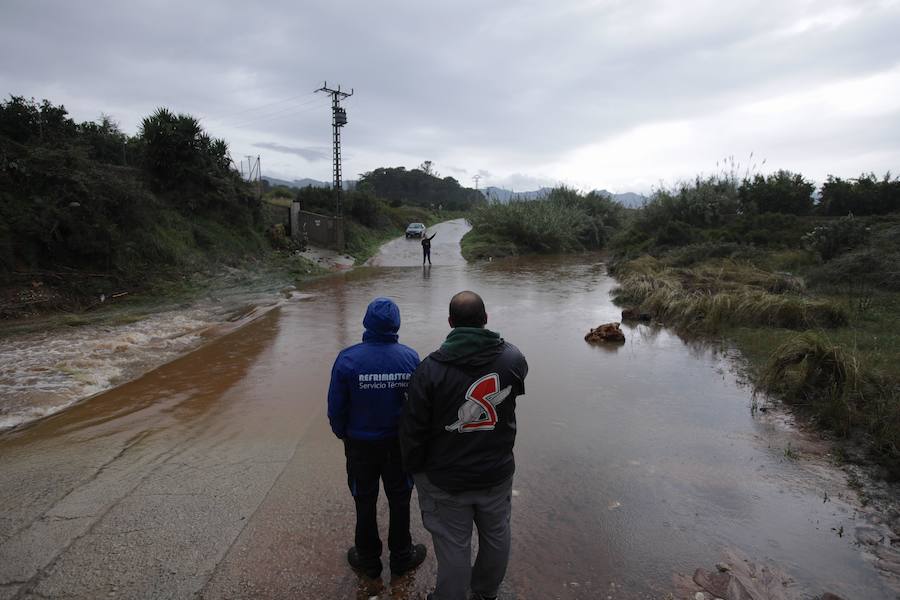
<box><xmin>2</xmin><ymin>0</ymin><xmax>898</xmax><ymax>191</ymax></box>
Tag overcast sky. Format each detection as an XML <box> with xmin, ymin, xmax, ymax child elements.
<box><xmin>2</xmin><ymin>0</ymin><xmax>899</xmax><ymax>193</ymax></box>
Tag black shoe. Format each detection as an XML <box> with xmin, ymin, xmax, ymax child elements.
<box><xmin>347</xmin><ymin>546</ymin><xmax>382</xmax><ymax>579</ymax></box>
<box><xmin>472</xmin><ymin>595</ymin><xmax>497</xmax><ymax>600</ymax></box>
<box><xmin>390</xmin><ymin>543</ymin><xmax>427</xmax><ymax>576</ymax></box>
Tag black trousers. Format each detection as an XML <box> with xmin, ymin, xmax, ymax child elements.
<box><xmin>344</xmin><ymin>437</ymin><xmax>414</xmax><ymax>570</ymax></box>
<box><xmin>422</xmin><ymin>248</ymin><xmax>431</xmax><ymax>264</ymax></box>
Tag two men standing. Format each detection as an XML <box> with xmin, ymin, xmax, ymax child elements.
<box><xmin>328</xmin><ymin>292</ymin><xmax>528</xmax><ymax>600</ymax></box>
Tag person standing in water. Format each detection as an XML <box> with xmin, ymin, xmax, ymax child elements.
<box><xmin>422</xmin><ymin>231</ymin><xmax>437</xmax><ymax>265</ymax></box>
<box><xmin>327</xmin><ymin>297</ymin><xmax>428</xmax><ymax>581</ymax></box>
<box><xmin>401</xmin><ymin>291</ymin><xmax>529</xmax><ymax>600</ymax></box>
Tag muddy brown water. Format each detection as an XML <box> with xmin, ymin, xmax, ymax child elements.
<box><xmin>0</xmin><ymin>236</ymin><xmax>894</xmax><ymax>598</ymax></box>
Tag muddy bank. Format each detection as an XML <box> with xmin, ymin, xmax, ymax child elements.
<box><xmin>0</xmin><ymin>256</ymin><xmax>325</xmax><ymax>432</ymax></box>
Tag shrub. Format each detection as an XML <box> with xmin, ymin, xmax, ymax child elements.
<box><xmin>802</xmin><ymin>215</ymin><xmax>869</xmax><ymax>261</ymax></box>
<box><xmin>466</xmin><ymin>187</ymin><xmax>623</xmax><ymax>257</ymax></box>
<box><xmin>807</xmin><ymin>247</ymin><xmax>900</xmax><ymax>291</ymax></box>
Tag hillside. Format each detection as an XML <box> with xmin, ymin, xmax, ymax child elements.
<box><xmin>0</xmin><ymin>96</ymin><xmax>268</xmax><ymax>317</ymax></box>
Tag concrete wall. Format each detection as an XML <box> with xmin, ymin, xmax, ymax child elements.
<box><xmin>290</xmin><ymin>201</ymin><xmax>345</xmax><ymax>250</ymax></box>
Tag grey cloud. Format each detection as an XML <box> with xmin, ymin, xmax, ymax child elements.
<box><xmin>253</xmin><ymin>142</ymin><xmax>329</xmax><ymax>161</ymax></box>
<box><xmin>1</xmin><ymin>0</ymin><xmax>898</xmax><ymax>188</ymax></box>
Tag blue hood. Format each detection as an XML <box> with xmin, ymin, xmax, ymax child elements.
<box><xmin>362</xmin><ymin>297</ymin><xmax>400</xmax><ymax>343</ymax></box>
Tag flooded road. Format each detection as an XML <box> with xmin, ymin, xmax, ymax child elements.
<box><xmin>367</xmin><ymin>219</ymin><xmax>469</xmax><ymax>267</ymax></box>
<box><xmin>0</xmin><ymin>222</ymin><xmax>895</xmax><ymax>599</ymax></box>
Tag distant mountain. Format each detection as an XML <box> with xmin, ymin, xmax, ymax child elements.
<box><xmin>481</xmin><ymin>186</ymin><xmax>647</xmax><ymax>207</ymax></box>
<box><xmin>595</xmin><ymin>189</ymin><xmax>648</xmax><ymax>208</ymax></box>
<box><xmin>262</xmin><ymin>176</ymin><xmax>329</xmax><ymax>188</ymax></box>
<box><xmin>262</xmin><ymin>176</ymin><xmax>357</xmax><ymax>190</ymax></box>
<box><xmin>482</xmin><ymin>186</ymin><xmax>552</xmax><ymax>203</ymax></box>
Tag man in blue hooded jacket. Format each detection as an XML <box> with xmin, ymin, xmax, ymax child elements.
<box><xmin>328</xmin><ymin>297</ymin><xmax>427</xmax><ymax>580</ymax></box>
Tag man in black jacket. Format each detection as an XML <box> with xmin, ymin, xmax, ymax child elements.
<box><xmin>400</xmin><ymin>291</ymin><xmax>528</xmax><ymax>600</ymax></box>
<box><xmin>421</xmin><ymin>231</ymin><xmax>436</xmax><ymax>265</ymax></box>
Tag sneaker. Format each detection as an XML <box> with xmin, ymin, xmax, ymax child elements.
<box><xmin>347</xmin><ymin>546</ymin><xmax>382</xmax><ymax>579</ymax></box>
<box><xmin>390</xmin><ymin>543</ymin><xmax>427</xmax><ymax>576</ymax></box>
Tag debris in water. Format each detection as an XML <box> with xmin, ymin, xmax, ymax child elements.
<box><xmin>584</xmin><ymin>322</ymin><xmax>625</xmax><ymax>343</ymax></box>
<box><xmin>673</xmin><ymin>549</ymin><xmax>845</xmax><ymax>600</ymax></box>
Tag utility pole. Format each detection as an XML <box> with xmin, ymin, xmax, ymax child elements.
<box><xmin>245</xmin><ymin>155</ymin><xmax>254</xmax><ymax>182</ymax></box>
<box><xmin>316</xmin><ymin>81</ymin><xmax>353</xmax><ymax>217</ymax></box>
<box><xmin>472</xmin><ymin>174</ymin><xmax>481</xmax><ymax>190</ymax></box>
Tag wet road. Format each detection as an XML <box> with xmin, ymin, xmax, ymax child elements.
<box><xmin>367</xmin><ymin>219</ymin><xmax>469</xmax><ymax>267</ymax></box>
<box><xmin>0</xmin><ymin>223</ymin><xmax>895</xmax><ymax>599</ymax></box>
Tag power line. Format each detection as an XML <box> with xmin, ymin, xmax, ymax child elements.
<box><xmin>226</xmin><ymin>102</ymin><xmax>327</xmax><ymax>129</ymax></box>
<box><xmin>213</xmin><ymin>95</ymin><xmax>328</xmax><ymax>129</ymax></box>
<box><xmin>203</xmin><ymin>90</ymin><xmax>318</xmax><ymax>123</ymax></box>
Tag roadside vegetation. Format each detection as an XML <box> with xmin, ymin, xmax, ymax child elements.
<box><xmin>0</xmin><ymin>96</ymin><xmax>274</xmax><ymax>318</ymax></box>
<box><xmin>606</xmin><ymin>169</ymin><xmax>900</xmax><ymax>477</ymax></box>
<box><xmin>460</xmin><ymin>187</ymin><xmax>624</xmax><ymax>260</ymax></box>
<box><xmin>0</xmin><ymin>96</ymin><xmax>481</xmax><ymax>318</ymax></box>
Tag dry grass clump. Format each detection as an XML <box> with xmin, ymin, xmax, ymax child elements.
<box><xmin>760</xmin><ymin>332</ymin><xmax>857</xmax><ymax>405</ymax></box>
<box><xmin>612</xmin><ymin>258</ymin><xmax>847</xmax><ymax>331</ymax></box>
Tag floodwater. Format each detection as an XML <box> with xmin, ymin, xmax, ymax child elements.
<box><xmin>0</xmin><ymin>220</ymin><xmax>895</xmax><ymax>599</ymax></box>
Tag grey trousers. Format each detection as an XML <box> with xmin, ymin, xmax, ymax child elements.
<box><xmin>414</xmin><ymin>473</ymin><xmax>513</xmax><ymax>600</ymax></box>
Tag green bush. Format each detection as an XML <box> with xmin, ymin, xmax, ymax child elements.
<box><xmin>802</xmin><ymin>215</ymin><xmax>869</xmax><ymax>261</ymax></box>
<box><xmin>466</xmin><ymin>187</ymin><xmax>622</xmax><ymax>256</ymax></box>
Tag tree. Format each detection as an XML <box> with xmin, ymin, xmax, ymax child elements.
<box><xmin>138</xmin><ymin>107</ymin><xmax>234</xmax><ymax>200</ymax></box>
<box><xmin>418</xmin><ymin>160</ymin><xmax>436</xmax><ymax>177</ymax></box>
<box><xmin>738</xmin><ymin>170</ymin><xmax>814</xmax><ymax>215</ymax></box>
<box><xmin>819</xmin><ymin>173</ymin><xmax>900</xmax><ymax>216</ymax></box>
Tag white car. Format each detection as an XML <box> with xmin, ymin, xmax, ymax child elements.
<box><xmin>405</xmin><ymin>223</ymin><xmax>426</xmax><ymax>238</ymax></box>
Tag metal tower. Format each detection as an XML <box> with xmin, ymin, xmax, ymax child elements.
<box><xmin>316</xmin><ymin>82</ymin><xmax>353</xmax><ymax>216</ymax></box>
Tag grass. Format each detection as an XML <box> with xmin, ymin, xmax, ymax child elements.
<box><xmin>611</xmin><ymin>256</ymin><xmax>848</xmax><ymax>331</ymax></box>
